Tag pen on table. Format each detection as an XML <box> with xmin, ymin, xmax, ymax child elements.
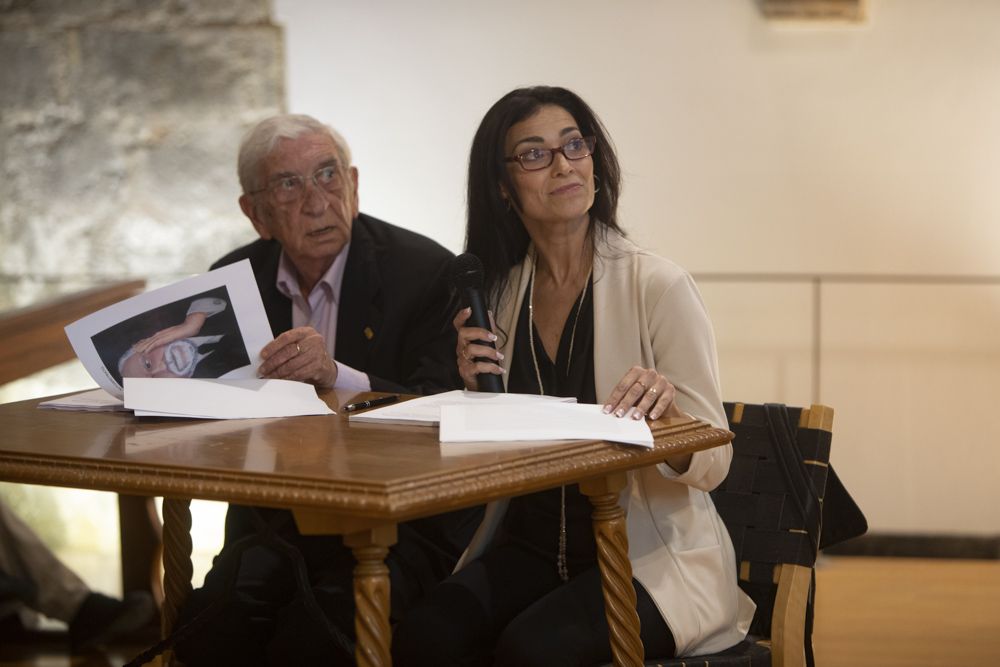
<box><xmin>343</xmin><ymin>394</ymin><xmax>400</xmax><ymax>413</ymax></box>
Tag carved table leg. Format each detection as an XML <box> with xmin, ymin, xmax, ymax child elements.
<box><xmin>580</xmin><ymin>472</ymin><xmax>644</xmax><ymax>667</ymax></box>
<box><xmin>161</xmin><ymin>497</ymin><xmax>193</xmax><ymax>664</ymax></box>
<box><xmin>345</xmin><ymin>524</ymin><xmax>398</xmax><ymax>667</ymax></box>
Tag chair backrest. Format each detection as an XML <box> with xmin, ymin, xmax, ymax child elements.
<box><xmin>712</xmin><ymin>402</ymin><xmax>835</xmax><ymax>667</ymax></box>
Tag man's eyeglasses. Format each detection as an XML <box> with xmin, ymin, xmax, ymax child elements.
<box><xmin>247</xmin><ymin>164</ymin><xmax>345</xmax><ymax>204</ymax></box>
<box><xmin>505</xmin><ymin>136</ymin><xmax>597</xmax><ymax>171</ymax></box>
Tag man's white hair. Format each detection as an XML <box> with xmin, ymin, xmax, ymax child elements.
<box><xmin>237</xmin><ymin>114</ymin><xmax>353</xmax><ymax>193</ymax></box>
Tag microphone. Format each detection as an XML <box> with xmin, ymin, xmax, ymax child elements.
<box><xmin>449</xmin><ymin>253</ymin><xmax>505</xmax><ymax>393</ymax></box>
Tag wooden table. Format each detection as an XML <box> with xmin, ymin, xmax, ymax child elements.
<box><xmin>0</xmin><ymin>389</ymin><xmax>732</xmax><ymax>667</ymax></box>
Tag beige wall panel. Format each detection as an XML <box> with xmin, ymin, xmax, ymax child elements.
<box><xmin>699</xmin><ymin>282</ymin><xmax>815</xmax><ymax>406</ymax></box>
<box><xmin>821</xmin><ymin>284</ymin><xmax>1000</xmax><ymax>534</ymax></box>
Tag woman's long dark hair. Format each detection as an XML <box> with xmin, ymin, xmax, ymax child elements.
<box><xmin>465</xmin><ymin>86</ymin><xmax>623</xmax><ymax>307</ymax></box>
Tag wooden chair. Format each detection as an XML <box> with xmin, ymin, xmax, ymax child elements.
<box><xmin>637</xmin><ymin>402</ymin><xmax>839</xmax><ymax>667</ymax></box>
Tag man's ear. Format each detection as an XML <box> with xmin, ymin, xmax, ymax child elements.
<box><xmin>239</xmin><ymin>194</ymin><xmax>272</xmax><ymax>240</ymax></box>
<box><xmin>348</xmin><ymin>166</ymin><xmax>360</xmax><ymax>219</ymax></box>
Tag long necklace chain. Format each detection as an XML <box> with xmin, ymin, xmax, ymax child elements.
<box><xmin>527</xmin><ymin>260</ymin><xmax>592</xmax><ymax>392</ymax></box>
<box><xmin>527</xmin><ymin>256</ymin><xmax>593</xmax><ymax>583</ymax></box>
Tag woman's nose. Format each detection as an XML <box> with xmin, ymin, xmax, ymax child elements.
<box><xmin>550</xmin><ymin>150</ymin><xmax>575</xmax><ymax>174</ymax></box>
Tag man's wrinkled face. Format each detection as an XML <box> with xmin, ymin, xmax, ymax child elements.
<box><xmin>241</xmin><ymin>133</ymin><xmax>359</xmax><ymax>278</ymax></box>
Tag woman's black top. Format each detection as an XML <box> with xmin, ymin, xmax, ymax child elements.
<box><xmin>499</xmin><ymin>273</ymin><xmax>599</xmax><ymax>577</ymax></box>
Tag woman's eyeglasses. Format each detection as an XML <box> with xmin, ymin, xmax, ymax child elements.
<box><xmin>505</xmin><ymin>136</ymin><xmax>597</xmax><ymax>171</ymax></box>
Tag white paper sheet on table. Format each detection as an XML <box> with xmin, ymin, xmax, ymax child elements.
<box><xmin>38</xmin><ymin>388</ymin><xmax>126</xmax><ymax>412</ymax></box>
<box><xmin>123</xmin><ymin>377</ymin><xmax>334</xmax><ymax>419</ymax></box>
<box><xmin>347</xmin><ymin>389</ymin><xmax>575</xmax><ymax>426</ymax></box>
<box><xmin>439</xmin><ymin>402</ymin><xmax>654</xmax><ymax>448</ymax></box>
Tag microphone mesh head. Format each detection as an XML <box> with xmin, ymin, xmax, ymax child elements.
<box><xmin>449</xmin><ymin>253</ymin><xmax>485</xmax><ymax>290</ymax></box>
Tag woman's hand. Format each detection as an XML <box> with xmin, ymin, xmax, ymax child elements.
<box><xmin>453</xmin><ymin>307</ymin><xmax>504</xmax><ymax>391</ymax></box>
<box><xmin>133</xmin><ymin>312</ymin><xmax>208</xmax><ymax>354</ymax></box>
<box><xmin>603</xmin><ymin>365</ymin><xmax>682</xmax><ymax>421</ymax></box>
<box><xmin>605</xmin><ymin>366</ymin><xmax>691</xmax><ymax>473</ymax></box>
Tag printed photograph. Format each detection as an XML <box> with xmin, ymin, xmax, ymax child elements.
<box><xmin>91</xmin><ymin>286</ymin><xmax>250</xmax><ymax>388</ymax></box>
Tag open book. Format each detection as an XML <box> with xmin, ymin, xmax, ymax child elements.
<box><xmin>439</xmin><ymin>402</ymin><xmax>654</xmax><ymax>448</ymax></box>
<box><xmin>347</xmin><ymin>389</ymin><xmax>575</xmax><ymax>426</ymax></box>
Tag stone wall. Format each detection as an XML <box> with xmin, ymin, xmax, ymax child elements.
<box><xmin>0</xmin><ymin>0</ymin><xmax>284</xmax><ymax>311</ymax></box>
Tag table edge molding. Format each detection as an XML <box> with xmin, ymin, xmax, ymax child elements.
<box><xmin>0</xmin><ymin>425</ymin><xmax>731</xmax><ymax>520</ymax></box>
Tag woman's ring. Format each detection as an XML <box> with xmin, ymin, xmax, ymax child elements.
<box><xmin>649</xmin><ymin>387</ymin><xmax>658</xmax><ymax>396</ymax></box>
<box><xmin>637</xmin><ymin>380</ymin><xmax>647</xmax><ymax>390</ymax></box>
<box><xmin>295</xmin><ymin>343</ymin><xmax>301</xmax><ymax>355</ymax></box>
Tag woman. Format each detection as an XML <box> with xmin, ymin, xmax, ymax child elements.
<box><xmin>392</xmin><ymin>86</ymin><xmax>754</xmax><ymax>666</ymax></box>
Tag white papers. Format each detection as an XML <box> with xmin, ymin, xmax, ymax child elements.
<box><xmin>124</xmin><ymin>378</ymin><xmax>334</xmax><ymax>419</ymax></box>
<box><xmin>439</xmin><ymin>402</ymin><xmax>654</xmax><ymax>448</ymax></box>
<box><xmin>347</xmin><ymin>389</ymin><xmax>575</xmax><ymax>426</ymax></box>
<box><xmin>38</xmin><ymin>388</ymin><xmax>126</xmax><ymax>412</ymax></box>
<box><xmin>65</xmin><ymin>260</ymin><xmax>272</xmax><ymax>400</ymax></box>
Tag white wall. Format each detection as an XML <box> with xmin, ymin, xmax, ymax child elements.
<box><xmin>274</xmin><ymin>0</ymin><xmax>1000</xmax><ymax>535</ymax></box>
<box><xmin>275</xmin><ymin>0</ymin><xmax>1000</xmax><ymax>273</ymax></box>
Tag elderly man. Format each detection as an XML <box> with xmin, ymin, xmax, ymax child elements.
<box><xmin>220</xmin><ymin>114</ymin><xmax>456</xmax><ymax>394</ymax></box>
<box><xmin>176</xmin><ymin>115</ymin><xmax>478</xmax><ymax>665</ymax></box>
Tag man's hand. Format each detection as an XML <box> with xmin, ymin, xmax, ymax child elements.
<box><xmin>258</xmin><ymin>326</ymin><xmax>338</xmax><ymax>387</ymax></box>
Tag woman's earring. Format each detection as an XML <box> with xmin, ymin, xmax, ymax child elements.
<box><xmin>593</xmin><ymin>174</ymin><xmax>602</xmax><ymax>194</ymax></box>
<box><xmin>504</xmin><ymin>198</ymin><xmax>513</xmax><ymax>212</ymax></box>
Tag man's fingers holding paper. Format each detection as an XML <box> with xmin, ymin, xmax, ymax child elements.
<box><xmin>259</xmin><ymin>327</ymin><xmax>337</xmax><ymax>387</ymax></box>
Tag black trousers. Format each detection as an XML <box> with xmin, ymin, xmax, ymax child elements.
<box><xmin>221</xmin><ymin>504</ymin><xmax>482</xmax><ymax>618</ymax></box>
<box><xmin>391</xmin><ymin>541</ymin><xmax>676</xmax><ymax>667</ymax></box>
<box><xmin>174</xmin><ymin>503</ymin><xmax>484</xmax><ymax>666</ymax></box>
